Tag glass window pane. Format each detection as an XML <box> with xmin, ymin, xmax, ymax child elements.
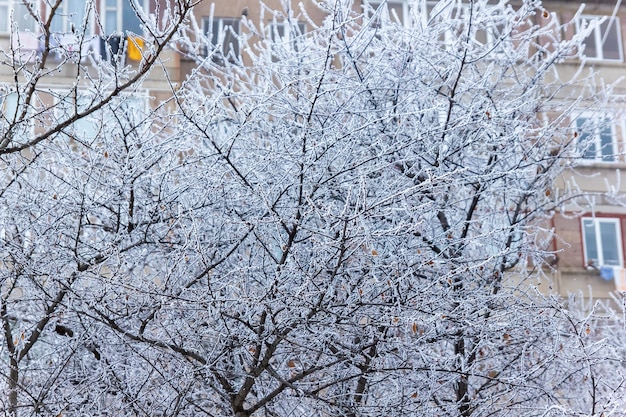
<box><xmin>581</xmin><ymin>18</ymin><xmax>598</xmax><ymax>58</ymax></box>
<box><xmin>70</xmin><ymin>0</ymin><xmax>87</xmax><ymax>28</ymax></box>
<box><xmin>583</xmin><ymin>219</ymin><xmax>599</xmax><ymax>265</ymax></box>
<box><xmin>122</xmin><ymin>0</ymin><xmax>142</xmax><ymax>34</ymax></box>
<box><xmin>599</xmin><ymin>221</ymin><xmax>620</xmax><ymax>266</ymax></box>
<box><xmin>13</xmin><ymin>2</ymin><xmax>35</xmax><ymax>32</ymax></box>
<box><xmin>71</xmin><ymin>118</ymin><xmax>96</xmax><ymax>140</ymax></box>
<box><xmin>3</xmin><ymin>93</ymin><xmax>18</xmax><ymax>122</ymax></box>
<box><xmin>599</xmin><ymin>124</ymin><xmax>614</xmax><ymax>161</ymax></box>
<box><xmin>601</xmin><ymin>18</ymin><xmax>622</xmax><ymax>60</ymax></box>
<box><xmin>223</xmin><ymin>19</ymin><xmax>239</xmax><ymax>56</ymax></box>
<box><xmin>3</xmin><ymin>94</ymin><xmax>29</xmax><ymax>143</ymax></box>
<box><xmin>105</xmin><ymin>10</ymin><xmax>117</xmax><ymax>34</ymax></box>
<box><xmin>104</xmin><ymin>96</ymin><xmax>146</xmax><ymax>133</ymax></box>
<box><xmin>388</xmin><ymin>4</ymin><xmax>403</xmax><ymax>24</ymax></box>
<box><xmin>368</xmin><ymin>2</ymin><xmax>382</xmax><ymax>28</ymax></box>
<box><xmin>67</xmin><ymin>96</ymin><xmax>98</xmax><ymax>141</ymax></box>
<box><xmin>51</xmin><ymin>0</ymin><xmax>86</xmax><ymax>32</ymax></box>
<box><xmin>50</xmin><ymin>14</ymin><xmax>63</xmax><ymax>32</ymax></box>
<box><xmin>475</xmin><ymin>29</ymin><xmax>488</xmax><ymax>45</ymax></box>
<box><xmin>211</xmin><ymin>21</ymin><xmax>220</xmax><ymax>45</ymax></box>
<box><xmin>367</xmin><ymin>2</ymin><xmax>404</xmax><ymax>26</ymax></box>
<box><xmin>274</xmin><ymin>23</ymin><xmax>285</xmax><ymax>40</ymax></box>
<box><xmin>576</xmin><ymin>118</ymin><xmax>596</xmax><ymax>159</ymax></box>
<box><xmin>0</xmin><ymin>6</ymin><xmax>7</xmax><ymax>32</ymax></box>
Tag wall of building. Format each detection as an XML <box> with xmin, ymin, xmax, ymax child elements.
<box><xmin>540</xmin><ymin>1</ymin><xmax>626</xmax><ymax>298</ymax></box>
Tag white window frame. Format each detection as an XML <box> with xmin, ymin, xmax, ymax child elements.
<box><xmin>0</xmin><ymin>0</ymin><xmax>37</xmax><ymax>33</ymax></box>
<box><xmin>433</xmin><ymin>2</ymin><xmax>505</xmax><ymax>51</ymax></box>
<box><xmin>268</xmin><ymin>19</ymin><xmax>306</xmax><ymax>60</ymax></box>
<box><xmin>202</xmin><ymin>17</ymin><xmax>241</xmax><ymax>63</ymax></box>
<box><xmin>574</xmin><ymin>116</ymin><xmax>617</xmax><ymax>163</ymax></box>
<box><xmin>269</xmin><ymin>20</ymin><xmax>306</xmax><ymax>43</ymax></box>
<box><xmin>582</xmin><ymin>218</ymin><xmax>623</xmax><ymax>268</ymax></box>
<box><xmin>576</xmin><ymin>15</ymin><xmax>624</xmax><ymax>62</ymax></box>
<box><xmin>364</xmin><ymin>1</ymin><xmax>505</xmax><ymax>52</ymax></box>
<box><xmin>365</xmin><ymin>0</ymin><xmax>411</xmax><ymax>28</ymax></box>
<box><xmin>103</xmin><ymin>0</ymin><xmax>147</xmax><ymax>35</ymax></box>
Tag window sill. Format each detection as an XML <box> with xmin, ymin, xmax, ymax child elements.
<box><xmin>560</xmin><ymin>58</ymin><xmax>625</xmax><ymax>68</ymax></box>
<box><xmin>572</xmin><ymin>159</ymin><xmax>625</xmax><ymax>168</ymax></box>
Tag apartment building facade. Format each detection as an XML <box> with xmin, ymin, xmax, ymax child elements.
<box><xmin>191</xmin><ymin>0</ymin><xmax>626</xmax><ymax>300</ymax></box>
<box><xmin>1</xmin><ymin>0</ymin><xmax>624</xmax><ymax>299</ymax></box>
<box><xmin>0</xmin><ymin>0</ymin><xmax>182</xmax><ymax>139</ymax></box>
<box><xmin>542</xmin><ymin>0</ymin><xmax>626</xmax><ymax>299</ymax></box>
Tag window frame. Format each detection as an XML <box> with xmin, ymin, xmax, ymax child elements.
<box><xmin>49</xmin><ymin>0</ymin><xmax>91</xmax><ymax>34</ymax></box>
<box><xmin>0</xmin><ymin>0</ymin><xmax>37</xmax><ymax>33</ymax></box>
<box><xmin>202</xmin><ymin>16</ymin><xmax>241</xmax><ymax>64</ymax></box>
<box><xmin>0</xmin><ymin>0</ymin><xmax>9</xmax><ymax>33</ymax></box>
<box><xmin>582</xmin><ymin>217</ymin><xmax>624</xmax><ymax>268</ymax></box>
<box><xmin>103</xmin><ymin>0</ymin><xmax>147</xmax><ymax>36</ymax></box>
<box><xmin>573</xmin><ymin>115</ymin><xmax>617</xmax><ymax>163</ymax></box>
<box><xmin>53</xmin><ymin>92</ymin><xmax>101</xmax><ymax>144</ymax></box>
<box><xmin>431</xmin><ymin>2</ymin><xmax>505</xmax><ymax>51</ymax></box>
<box><xmin>365</xmin><ymin>0</ymin><xmax>411</xmax><ymax>28</ymax></box>
<box><xmin>1</xmin><ymin>93</ymin><xmax>34</xmax><ymax>146</ymax></box>
<box><xmin>364</xmin><ymin>1</ymin><xmax>505</xmax><ymax>52</ymax></box>
<box><xmin>576</xmin><ymin>15</ymin><xmax>624</xmax><ymax>62</ymax></box>
<box><xmin>269</xmin><ymin>20</ymin><xmax>306</xmax><ymax>42</ymax></box>
<box><xmin>268</xmin><ymin>19</ymin><xmax>306</xmax><ymax>60</ymax></box>
<box><xmin>52</xmin><ymin>91</ymin><xmax>149</xmax><ymax>145</ymax></box>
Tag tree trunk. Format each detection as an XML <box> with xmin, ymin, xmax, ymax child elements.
<box><xmin>8</xmin><ymin>355</ymin><xmax>18</xmax><ymax>417</ymax></box>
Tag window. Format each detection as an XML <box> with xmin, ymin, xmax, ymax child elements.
<box><xmin>55</xmin><ymin>94</ymin><xmax>99</xmax><ymax>143</ymax></box>
<box><xmin>110</xmin><ymin>95</ymin><xmax>147</xmax><ymax>132</ymax></box>
<box><xmin>50</xmin><ymin>0</ymin><xmax>89</xmax><ymax>33</ymax></box>
<box><xmin>473</xmin><ymin>14</ymin><xmax>505</xmax><ymax>50</ymax></box>
<box><xmin>104</xmin><ymin>0</ymin><xmax>144</xmax><ymax>35</ymax></box>
<box><xmin>577</xmin><ymin>15</ymin><xmax>623</xmax><ymax>61</ymax></box>
<box><xmin>270</xmin><ymin>20</ymin><xmax>306</xmax><ymax>43</ymax></box>
<box><xmin>364</xmin><ymin>1</ymin><xmax>505</xmax><ymax>52</ymax></box>
<box><xmin>1</xmin><ymin>93</ymin><xmax>33</xmax><ymax>145</ymax></box>
<box><xmin>366</xmin><ymin>1</ymin><xmax>408</xmax><ymax>28</ymax></box>
<box><xmin>202</xmin><ymin>17</ymin><xmax>241</xmax><ymax>63</ymax></box>
<box><xmin>269</xmin><ymin>20</ymin><xmax>306</xmax><ymax>61</ymax></box>
<box><xmin>0</xmin><ymin>0</ymin><xmax>37</xmax><ymax>33</ymax></box>
<box><xmin>52</xmin><ymin>93</ymin><xmax>147</xmax><ymax>148</ymax></box>
<box><xmin>102</xmin><ymin>0</ymin><xmax>146</xmax><ymax>65</ymax></box>
<box><xmin>575</xmin><ymin>116</ymin><xmax>615</xmax><ymax>162</ymax></box>
<box><xmin>432</xmin><ymin>2</ymin><xmax>505</xmax><ymax>51</ymax></box>
<box><xmin>47</xmin><ymin>0</ymin><xmax>95</xmax><ymax>61</ymax></box>
<box><xmin>0</xmin><ymin>1</ymin><xmax>7</xmax><ymax>32</ymax></box>
<box><xmin>582</xmin><ymin>218</ymin><xmax>623</xmax><ymax>267</ymax></box>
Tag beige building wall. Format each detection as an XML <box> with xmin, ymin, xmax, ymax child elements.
<box><xmin>543</xmin><ymin>0</ymin><xmax>626</xmax><ymax>299</ymax></box>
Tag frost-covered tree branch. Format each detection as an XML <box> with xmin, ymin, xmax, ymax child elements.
<box><xmin>0</xmin><ymin>0</ymin><xmax>624</xmax><ymax>416</ymax></box>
